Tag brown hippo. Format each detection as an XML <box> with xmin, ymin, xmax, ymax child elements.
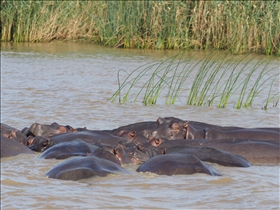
<box><xmin>46</xmin><ymin>156</ymin><xmax>130</xmax><ymax>181</ymax></box>
<box><xmin>136</xmin><ymin>153</ymin><xmax>222</xmax><ymax>176</ymax></box>
<box><xmin>116</xmin><ymin>130</ymin><xmax>149</xmax><ymax>145</ymax></box>
<box><xmin>28</xmin><ymin>122</ymin><xmax>77</xmax><ymax>137</ymax></box>
<box><xmin>1</xmin><ymin>123</ymin><xmax>28</xmax><ymax>144</ymax></box>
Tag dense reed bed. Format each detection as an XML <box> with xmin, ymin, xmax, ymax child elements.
<box><xmin>1</xmin><ymin>1</ymin><xmax>279</xmax><ymax>55</ymax></box>
<box><xmin>109</xmin><ymin>52</ymin><xmax>279</xmax><ymax>109</ymax></box>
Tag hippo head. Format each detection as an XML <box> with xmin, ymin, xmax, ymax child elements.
<box><xmin>28</xmin><ymin>122</ymin><xmax>75</xmax><ymax>137</ymax></box>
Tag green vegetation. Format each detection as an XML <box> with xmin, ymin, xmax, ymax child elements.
<box><xmin>109</xmin><ymin>52</ymin><xmax>280</xmax><ymax>109</ymax></box>
<box><xmin>1</xmin><ymin>1</ymin><xmax>279</xmax><ymax>55</ymax></box>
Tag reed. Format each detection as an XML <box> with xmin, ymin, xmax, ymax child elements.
<box><xmin>108</xmin><ymin>52</ymin><xmax>279</xmax><ymax>109</ymax></box>
<box><xmin>1</xmin><ymin>1</ymin><xmax>279</xmax><ymax>55</ymax></box>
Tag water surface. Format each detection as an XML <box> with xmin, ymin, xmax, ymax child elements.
<box><xmin>1</xmin><ymin>42</ymin><xmax>279</xmax><ymax>209</ymax></box>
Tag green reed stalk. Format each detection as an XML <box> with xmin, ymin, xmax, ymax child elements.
<box><xmin>207</xmin><ymin>53</ymin><xmax>237</xmax><ymax>107</ymax></box>
<box><xmin>166</xmin><ymin>54</ymin><xmax>197</xmax><ymax>105</ymax></box>
<box><xmin>243</xmin><ymin>59</ymin><xmax>276</xmax><ymax>108</ymax></box>
<box><xmin>110</xmin><ymin>52</ymin><xmax>279</xmax><ymax>109</ymax></box>
<box><xmin>263</xmin><ymin>74</ymin><xmax>280</xmax><ymax>110</ymax></box>
<box><xmin>217</xmin><ymin>54</ymin><xmax>252</xmax><ymax>108</ymax></box>
<box><xmin>142</xmin><ymin>55</ymin><xmax>180</xmax><ymax>105</ymax></box>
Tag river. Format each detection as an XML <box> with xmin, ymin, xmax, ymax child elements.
<box><xmin>1</xmin><ymin>42</ymin><xmax>279</xmax><ymax>209</ymax></box>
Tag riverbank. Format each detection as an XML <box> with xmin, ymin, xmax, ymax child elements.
<box><xmin>1</xmin><ymin>1</ymin><xmax>279</xmax><ymax>55</ymax></box>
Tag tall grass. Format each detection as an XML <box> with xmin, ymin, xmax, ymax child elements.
<box><xmin>108</xmin><ymin>51</ymin><xmax>280</xmax><ymax>109</ymax></box>
<box><xmin>1</xmin><ymin>1</ymin><xmax>279</xmax><ymax>55</ymax></box>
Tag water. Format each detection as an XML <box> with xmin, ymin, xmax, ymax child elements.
<box><xmin>1</xmin><ymin>42</ymin><xmax>279</xmax><ymax>209</ymax></box>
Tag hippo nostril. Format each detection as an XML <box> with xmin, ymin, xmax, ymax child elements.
<box><xmin>113</xmin><ymin>149</ymin><xmax>117</xmax><ymax>155</ymax></box>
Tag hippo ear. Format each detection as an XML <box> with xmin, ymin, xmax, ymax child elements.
<box><xmin>156</xmin><ymin>117</ymin><xmax>166</xmax><ymax>125</ymax></box>
<box><xmin>58</xmin><ymin>126</ymin><xmax>67</xmax><ymax>133</ymax></box>
<box><xmin>151</xmin><ymin>138</ymin><xmax>162</xmax><ymax>147</ymax></box>
<box><xmin>183</xmin><ymin>122</ymin><xmax>189</xmax><ymax>129</ymax></box>
<box><xmin>117</xmin><ymin>130</ymin><xmax>125</xmax><ymax>136</ymax></box>
<box><xmin>170</xmin><ymin>123</ymin><xmax>180</xmax><ymax>131</ymax></box>
<box><xmin>51</xmin><ymin>122</ymin><xmax>60</xmax><ymax>127</ymax></box>
<box><xmin>66</xmin><ymin>125</ymin><xmax>75</xmax><ymax>132</ymax></box>
<box><xmin>128</xmin><ymin>131</ymin><xmax>136</xmax><ymax>138</ymax></box>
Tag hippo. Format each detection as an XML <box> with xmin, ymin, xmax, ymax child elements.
<box><xmin>1</xmin><ymin>135</ymin><xmax>34</xmax><ymax>158</ymax></box>
<box><xmin>104</xmin><ymin>120</ymin><xmax>158</xmax><ymax>136</ymax></box>
<box><xmin>39</xmin><ymin>139</ymin><xmax>99</xmax><ymax>159</ymax></box>
<box><xmin>116</xmin><ymin>130</ymin><xmax>149</xmax><ymax>145</ymax></box>
<box><xmin>145</xmin><ymin>138</ymin><xmax>280</xmax><ymax>165</ymax></box>
<box><xmin>136</xmin><ymin>153</ymin><xmax>222</xmax><ymax>176</ymax></box>
<box><xmin>28</xmin><ymin>122</ymin><xmax>76</xmax><ymax>137</ymax></box>
<box><xmin>1</xmin><ymin>123</ymin><xmax>28</xmax><ymax>144</ymax></box>
<box><xmin>107</xmin><ymin>116</ymin><xmax>184</xmax><ymax>137</ymax></box>
<box><xmin>165</xmin><ymin>146</ymin><xmax>251</xmax><ymax>167</ymax></box>
<box><xmin>204</xmin><ymin>127</ymin><xmax>280</xmax><ymax>141</ymax></box>
<box><xmin>29</xmin><ymin>130</ymin><xmax>129</xmax><ymax>152</ymax></box>
<box><xmin>184</xmin><ymin>122</ymin><xmax>205</xmax><ymax>139</ymax></box>
<box><xmin>115</xmin><ymin>142</ymin><xmax>150</xmax><ymax>165</ymax></box>
<box><xmin>28</xmin><ymin>136</ymin><xmax>51</xmax><ymax>152</ymax></box>
<box><xmin>46</xmin><ymin>156</ymin><xmax>130</xmax><ymax>181</ymax></box>
<box><xmin>93</xmin><ymin>142</ymin><xmax>149</xmax><ymax>166</ymax></box>
<box><xmin>143</xmin><ymin>118</ymin><xmax>280</xmax><ymax>141</ymax></box>
<box><xmin>143</xmin><ymin>119</ymin><xmax>246</xmax><ymax>140</ymax></box>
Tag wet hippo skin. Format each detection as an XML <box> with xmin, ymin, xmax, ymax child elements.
<box><xmin>1</xmin><ymin>123</ymin><xmax>28</xmax><ymax>145</ymax></box>
<box><xmin>165</xmin><ymin>146</ymin><xmax>251</xmax><ymax>167</ymax></box>
<box><xmin>204</xmin><ymin>127</ymin><xmax>280</xmax><ymax>141</ymax></box>
<box><xmin>145</xmin><ymin>138</ymin><xmax>280</xmax><ymax>165</ymax></box>
<box><xmin>46</xmin><ymin>156</ymin><xmax>130</xmax><ymax>181</ymax></box>
<box><xmin>39</xmin><ymin>139</ymin><xmax>99</xmax><ymax>159</ymax></box>
<box><xmin>136</xmin><ymin>153</ymin><xmax>222</xmax><ymax>176</ymax></box>
<box><xmin>1</xmin><ymin>135</ymin><xmax>34</xmax><ymax>158</ymax></box>
<box><xmin>28</xmin><ymin>122</ymin><xmax>76</xmax><ymax>137</ymax></box>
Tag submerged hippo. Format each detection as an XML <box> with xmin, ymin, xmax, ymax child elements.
<box><xmin>165</xmin><ymin>146</ymin><xmax>251</xmax><ymax>167</ymax></box>
<box><xmin>142</xmin><ymin>119</ymin><xmax>240</xmax><ymax>140</ymax></box>
<box><xmin>28</xmin><ymin>122</ymin><xmax>76</xmax><ymax>137</ymax></box>
<box><xmin>204</xmin><ymin>127</ymin><xmax>280</xmax><ymax>141</ymax></box>
<box><xmin>39</xmin><ymin>139</ymin><xmax>99</xmax><ymax>159</ymax></box>
<box><xmin>145</xmin><ymin>138</ymin><xmax>280</xmax><ymax>165</ymax></box>
<box><xmin>29</xmin><ymin>130</ymin><xmax>128</xmax><ymax>152</ymax></box>
<box><xmin>1</xmin><ymin>123</ymin><xmax>28</xmax><ymax>144</ymax></box>
<box><xmin>46</xmin><ymin>156</ymin><xmax>130</xmax><ymax>181</ymax></box>
<box><xmin>1</xmin><ymin>135</ymin><xmax>33</xmax><ymax>158</ymax></box>
<box><xmin>136</xmin><ymin>153</ymin><xmax>222</xmax><ymax>176</ymax></box>
<box><xmin>116</xmin><ymin>130</ymin><xmax>149</xmax><ymax>145</ymax></box>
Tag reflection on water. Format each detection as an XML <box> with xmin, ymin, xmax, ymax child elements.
<box><xmin>1</xmin><ymin>42</ymin><xmax>279</xmax><ymax>209</ymax></box>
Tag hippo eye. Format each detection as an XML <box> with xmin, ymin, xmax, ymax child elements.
<box><xmin>155</xmin><ymin>139</ymin><xmax>161</xmax><ymax>145</ymax></box>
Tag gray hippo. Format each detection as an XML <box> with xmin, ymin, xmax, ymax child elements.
<box><xmin>145</xmin><ymin>138</ymin><xmax>280</xmax><ymax>165</ymax></box>
<box><xmin>39</xmin><ymin>139</ymin><xmax>99</xmax><ymax>159</ymax></box>
<box><xmin>165</xmin><ymin>146</ymin><xmax>251</xmax><ymax>167</ymax></box>
<box><xmin>46</xmin><ymin>156</ymin><xmax>130</xmax><ymax>181</ymax></box>
<box><xmin>1</xmin><ymin>135</ymin><xmax>33</xmax><ymax>158</ymax></box>
<box><xmin>143</xmin><ymin>118</ymin><xmax>279</xmax><ymax>141</ymax></box>
<box><xmin>29</xmin><ymin>130</ymin><xmax>129</xmax><ymax>152</ymax></box>
<box><xmin>136</xmin><ymin>153</ymin><xmax>222</xmax><ymax>176</ymax></box>
<box><xmin>204</xmin><ymin>127</ymin><xmax>280</xmax><ymax>141</ymax></box>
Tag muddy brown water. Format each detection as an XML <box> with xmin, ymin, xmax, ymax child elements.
<box><xmin>1</xmin><ymin>42</ymin><xmax>279</xmax><ymax>209</ymax></box>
